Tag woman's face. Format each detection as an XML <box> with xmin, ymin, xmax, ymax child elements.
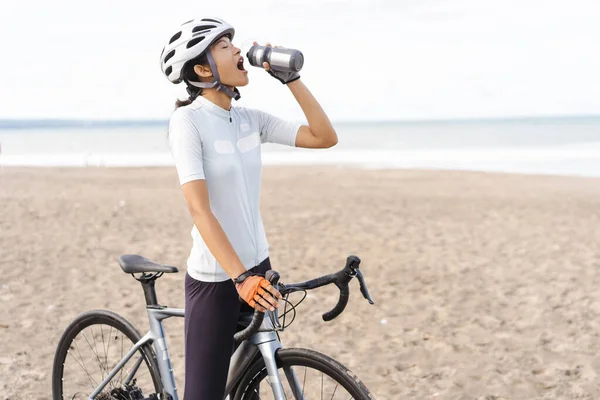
<box><xmin>195</xmin><ymin>35</ymin><xmax>249</xmax><ymax>88</ymax></box>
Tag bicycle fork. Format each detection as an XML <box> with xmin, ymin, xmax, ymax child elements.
<box><xmin>250</xmin><ymin>331</ymin><xmax>305</xmax><ymax>400</ymax></box>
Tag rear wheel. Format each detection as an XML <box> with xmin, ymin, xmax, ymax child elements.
<box><xmin>52</xmin><ymin>309</ymin><xmax>163</xmax><ymax>399</ymax></box>
<box><xmin>234</xmin><ymin>348</ymin><xmax>374</xmax><ymax>400</ymax></box>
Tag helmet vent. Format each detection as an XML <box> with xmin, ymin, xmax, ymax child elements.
<box><xmin>192</xmin><ymin>25</ymin><xmax>216</xmax><ymax>33</ymax></box>
<box><xmin>165</xmin><ymin>66</ymin><xmax>173</xmax><ymax>76</ymax></box>
<box><xmin>201</xmin><ymin>18</ymin><xmax>221</xmax><ymax>24</ymax></box>
<box><xmin>187</xmin><ymin>37</ymin><xmax>205</xmax><ymax>49</ymax></box>
<box><xmin>164</xmin><ymin>50</ymin><xmax>176</xmax><ymax>63</ymax></box>
<box><xmin>169</xmin><ymin>31</ymin><xmax>182</xmax><ymax>44</ymax></box>
<box><xmin>193</xmin><ymin>29</ymin><xmax>210</xmax><ymax>37</ymax></box>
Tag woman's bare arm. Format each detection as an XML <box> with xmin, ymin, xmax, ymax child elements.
<box><xmin>181</xmin><ymin>180</ymin><xmax>247</xmax><ymax>280</ymax></box>
<box><xmin>286</xmin><ymin>79</ymin><xmax>338</xmax><ymax>149</ymax></box>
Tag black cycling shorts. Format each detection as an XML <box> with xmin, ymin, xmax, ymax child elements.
<box><xmin>183</xmin><ymin>257</ymin><xmax>271</xmax><ymax>399</ymax></box>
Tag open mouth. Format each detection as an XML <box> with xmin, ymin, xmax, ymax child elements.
<box><xmin>237</xmin><ymin>57</ymin><xmax>246</xmax><ymax>71</ymax></box>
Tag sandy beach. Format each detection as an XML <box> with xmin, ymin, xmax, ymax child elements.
<box><xmin>1</xmin><ymin>166</ymin><xmax>600</xmax><ymax>399</ymax></box>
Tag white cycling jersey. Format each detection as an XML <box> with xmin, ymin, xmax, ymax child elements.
<box><xmin>168</xmin><ymin>95</ymin><xmax>300</xmax><ymax>282</ymax></box>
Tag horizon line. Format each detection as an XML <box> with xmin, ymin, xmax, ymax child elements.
<box><xmin>1</xmin><ymin>113</ymin><xmax>599</xmax><ymax>129</ymax></box>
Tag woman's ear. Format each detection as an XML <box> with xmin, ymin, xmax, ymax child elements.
<box><xmin>193</xmin><ymin>64</ymin><xmax>213</xmax><ymax>79</ymax></box>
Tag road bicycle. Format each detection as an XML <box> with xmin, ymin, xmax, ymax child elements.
<box><xmin>52</xmin><ymin>254</ymin><xmax>375</xmax><ymax>399</ymax></box>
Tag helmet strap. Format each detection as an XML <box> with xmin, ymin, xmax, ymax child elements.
<box><xmin>187</xmin><ymin>50</ymin><xmax>241</xmax><ymax>101</ymax></box>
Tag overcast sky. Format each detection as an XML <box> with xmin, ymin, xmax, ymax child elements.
<box><xmin>1</xmin><ymin>0</ymin><xmax>598</xmax><ymax>122</ymax></box>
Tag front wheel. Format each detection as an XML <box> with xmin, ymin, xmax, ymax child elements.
<box><xmin>234</xmin><ymin>348</ymin><xmax>374</xmax><ymax>400</ymax></box>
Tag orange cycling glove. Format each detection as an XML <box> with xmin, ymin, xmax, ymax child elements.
<box><xmin>235</xmin><ymin>276</ymin><xmax>280</xmax><ymax>312</ymax></box>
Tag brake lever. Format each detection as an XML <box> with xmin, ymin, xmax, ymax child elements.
<box><xmin>269</xmin><ymin>287</ymin><xmax>283</xmax><ymax>330</ymax></box>
<box><xmin>356</xmin><ymin>269</ymin><xmax>374</xmax><ymax>304</ymax></box>
<box><xmin>265</xmin><ymin>271</ymin><xmax>283</xmax><ymax>330</ymax></box>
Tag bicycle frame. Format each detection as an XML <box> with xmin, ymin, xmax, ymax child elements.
<box><xmin>88</xmin><ymin>306</ymin><xmax>299</xmax><ymax>400</ymax></box>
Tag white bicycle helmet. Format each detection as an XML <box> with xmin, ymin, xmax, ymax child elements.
<box><xmin>160</xmin><ymin>17</ymin><xmax>240</xmax><ymax>100</ymax></box>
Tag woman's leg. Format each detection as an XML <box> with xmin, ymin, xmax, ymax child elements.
<box><xmin>183</xmin><ymin>257</ymin><xmax>272</xmax><ymax>399</ymax></box>
<box><xmin>184</xmin><ymin>272</ymin><xmax>240</xmax><ymax>399</ymax></box>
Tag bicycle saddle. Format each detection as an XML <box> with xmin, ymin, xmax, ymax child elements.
<box><xmin>118</xmin><ymin>254</ymin><xmax>179</xmax><ymax>274</ymax></box>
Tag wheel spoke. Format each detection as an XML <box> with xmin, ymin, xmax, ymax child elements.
<box><xmin>321</xmin><ymin>371</ymin><xmax>324</xmax><ymax>399</ymax></box>
<box><xmin>118</xmin><ymin>331</ymin><xmax>124</xmax><ymax>385</ymax></box>
<box><xmin>330</xmin><ymin>382</ymin><xmax>339</xmax><ymax>399</ymax></box>
<box><xmin>68</xmin><ymin>340</ymin><xmax>99</xmax><ymax>390</ymax></box>
<box><xmin>106</xmin><ymin>327</ymin><xmax>116</xmax><ymax>391</ymax></box>
<box><xmin>65</xmin><ymin>353</ymin><xmax>96</xmax><ymax>390</ymax></box>
<box><xmin>302</xmin><ymin>367</ymin><xmax>306</xmax><ymax>397</ymax></box>
<box><xmin>101</xmin><ymin>325</ymin><xmax>107</xmax><ymax>372</ymax></box>
<box><xmin>105</xmin><ymin>325</ymin><xmax>113</xmax><ymax>372</ymax></box>
<box><xmin>91</xmin><ymin>326</ymin><xmax>101</xmax><ymax>374</ymax></box>
<box><xmin>91</xmin><ymin>326</ymin><xmax>112</xmax><ymax>390</ymax></box>
<box><xmin>101</xmin><ymin>325</ymin><xmax>114</xmax><ymax>390</ymax></box>
<box><xmin>64</xmin><ymin>361</ymin><xmax>94</xmax><ymax>388</ymax></box>
<box><xmin>82</xmin><ymin>330</ymin><xmax>109</xmax><ymax>380</ymax></box>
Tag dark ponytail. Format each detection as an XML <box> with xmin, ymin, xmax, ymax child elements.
<box><xmin>175</xmin><ymin>85</ymin><xmax>201</xmax><ymax>108</ymax></box>
<box><xmin>174</xmin><ymin>52</ymin><xmax>210</xmax><ymax>109</ymax></box>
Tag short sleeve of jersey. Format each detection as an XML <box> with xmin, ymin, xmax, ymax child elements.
<box><xmin>255</xmin><ymin>109</ymin><xmax>301</xmax><ymax>147</ymax></box>
<box><xmin>168</xmin><ymin>110</ymin><xmax>205</xmax><ymax>185</ymax></box>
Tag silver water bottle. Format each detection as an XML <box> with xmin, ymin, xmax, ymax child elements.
<box><xmin>246</xmin><ymin>45</ymin><xmax>304</xmax><ymax>72</ymax></box>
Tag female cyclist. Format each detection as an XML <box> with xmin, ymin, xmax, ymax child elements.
<box><xmin>160</xmin><ymin>17</ymin><xmax>338</xmax><ymax>399</ymax></box>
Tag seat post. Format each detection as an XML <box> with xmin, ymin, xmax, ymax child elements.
<box><xmin>140</xmin><ymin>277</ymin><xmax>159</xmax><ymax>307</ymax></box>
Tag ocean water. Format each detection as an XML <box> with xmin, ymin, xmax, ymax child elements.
<box><xmin>1</xmin><ymin>117</ymin><xmax>600</xmax><ymax>177</ymax></box>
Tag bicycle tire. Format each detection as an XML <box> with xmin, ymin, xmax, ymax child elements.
<box><xmin>52</xmin><ymin>309</ymin><xmax>163</xmax><ymax>400</ymax></box>
<box><xmin>234</xmin><ymin>347</ymin><xmax>374</xmax><ymax>400</ymax></box>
